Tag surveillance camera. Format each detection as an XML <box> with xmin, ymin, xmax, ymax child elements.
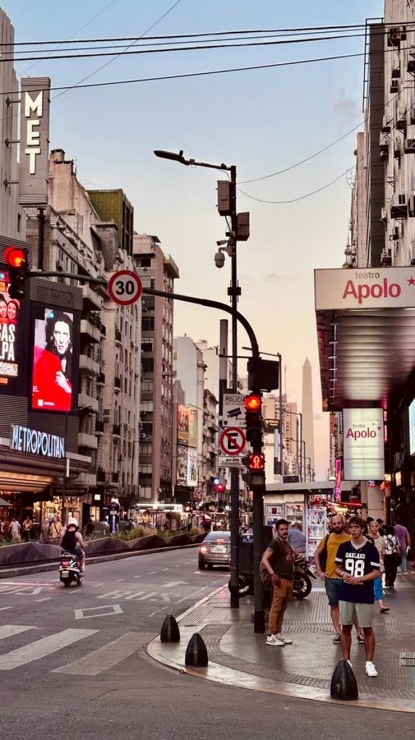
<box><xmin>214</xmin><ymin>250</ymin><xmax>225</xmax><ymax>268</ymax></box>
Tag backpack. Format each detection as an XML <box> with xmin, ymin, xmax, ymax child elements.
<box><xmin>61</xmin><ymin>529</ymin><xmax>77</xmax><ymax>552</ymax></box>
<box><xmin>318</xmin><ymin>533</ymin><xmax>330</xmax><ymax>572</ymax></box>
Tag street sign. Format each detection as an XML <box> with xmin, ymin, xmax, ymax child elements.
<box><xmin>218</xmin><ymin>455</ymin><xmax>245</xmax><ymax>468</ymax></box>
<box><xmin>108</xmin><ymin>270</ymin><xmax>143</xmax><ymax>306</ymax></box>
<box><xmin>219</xmin><ymin>426</ymin><xmax>246</xmax><ymax>456</ymax></box>
<box><xmin>222</xmin><ymin>393</ymin><xmax>246</xmax><ymax>428</ymax></box>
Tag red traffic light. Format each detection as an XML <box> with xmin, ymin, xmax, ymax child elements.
<box><xmin>215</xmin><ymin>483</ymin><xmax>226</xmax><ymax>493</ymax></box>
<box><xmin>244</xmin><ymin>394</ymin><xmax>261</xmax><ymax>412</ymax></box>
<box><xmin>4</xmin><ymin>246</ymin><xmax>28</xmax><ymax>269</ymax></box>
<box><xmin>248</xmin><ymin>453</ymin><xmax>265</xmax><ymax>471</ymax></box>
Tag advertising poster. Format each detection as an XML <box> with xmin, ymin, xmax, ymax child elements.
<box><xmin>0</xmin><ymin>270</ymin><xmax>21</xmax><ymax>389</ymax></box>
<box><xmin>177</xmin><ymin>405</ymin><xmax>189</xmax><ymax>445</ymax></box>
<box><xmin>188</xmin><ymin>407</ymin><xmax>198</xmax><ymax>448</ymax></box>
<box><xmin>177</xmin><ymin>445</ymin><xmax>188</xmax><ymax>485</ymax></box>
<box><xmin>187</xmin><ymin>447</ymin><xmax>198</xmax><ymax>487</ymax></box>
<box><xmin>343</xmin><ymin>408</ymin><xmax>385</xmax><ymax>480</ymax></box>
<box><xmin>31</xmin><ymin>308</ymin><xmax>74</xmax><ymax>412</ymax></box>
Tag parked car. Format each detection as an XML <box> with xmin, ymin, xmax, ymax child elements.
<box><xmin>198</xmin><ymin>530</ymin><xmax>231</xmax><ymax>569</ymax></box>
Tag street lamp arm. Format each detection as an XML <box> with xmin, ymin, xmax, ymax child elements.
<box><xmin>143</xmin><ymin>286</ymin><xmax>259</xmax><ymax>358</ymax></box>
<box><xmin>154</xmin><ymin>149</ymin><xmax>231</xmax><ymax>173</ymax></box>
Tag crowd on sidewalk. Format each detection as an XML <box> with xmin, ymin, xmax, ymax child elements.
<box><xmin>260</xmin><ymin>513</ymin><xmax>413</xmax><ymax>679</ymax></box>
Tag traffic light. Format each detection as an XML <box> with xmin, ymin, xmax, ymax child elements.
<box><xmin>242</xmin><ymin>452</ymin><xmax>265</xmax><ymax>472</ymax></box>
<box><xmin>4</xmin><ymin>246</ymin><xmax>29</xmax><ymax>299</ymax></box>
<box><xmin>244</xmin><ymin>393</ymin><xmax>262</xmax><ymax>447</ymax></box>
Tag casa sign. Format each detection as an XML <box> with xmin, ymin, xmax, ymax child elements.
<box><xmin>19</xmin><ymin>77</ymin><xmax>51</xmax><ymax>207</ymax></box>
<box><xmin>10</xmin><ymin>424</ymin><xmax>65</xmax><ymax>459</ymax></box>
<box><xmin>314</xmin><ymin>267</ymin><xmax>415</xmax><ymax>310</ymax></box>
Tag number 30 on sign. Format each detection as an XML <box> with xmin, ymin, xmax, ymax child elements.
<box><xmin>108</xmin><ymin>270</ymin><xmax>143</xmax><ymax>306</ymax></box>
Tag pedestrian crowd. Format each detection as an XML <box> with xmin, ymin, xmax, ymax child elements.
<box><xmin>260</xmin><ymin>514</ymin><xmax>412</xmax><ymax>680</ymax></box>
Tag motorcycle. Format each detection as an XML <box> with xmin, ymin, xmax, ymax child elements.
<box><xmin>234</xmin><ymin>554</ymin><xmax>316</xmax><ymax>599</ymax></box>
<box><xmin>59</xmin><ymin>550</ymin><xmax>83</xmax><ymax>587</ymax></box>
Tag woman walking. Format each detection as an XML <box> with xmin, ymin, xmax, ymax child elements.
<box><xmin>368</xmin><ymin>520</ymin><xmax>389</xmax><ymax>613</ymax></box>
<box><xmin>384</xmin><ymin>524</ymin><xmax>400</xmax><ymax>588</ymax></box>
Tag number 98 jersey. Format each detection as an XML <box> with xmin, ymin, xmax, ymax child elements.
<box><xmin>335</xmin><ymin>540</ymin><xmax>381</xmax><ymax>604</ymax></box>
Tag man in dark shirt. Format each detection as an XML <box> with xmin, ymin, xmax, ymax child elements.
<box><xmin>261</xmin><ymin>518</ymin><xmax>296</xmax><ymax>647</ymax></box>
<box><xmin>335</xmin><ymin>515</ymin><xmax>381</xmax><ymax>677</ymax></box>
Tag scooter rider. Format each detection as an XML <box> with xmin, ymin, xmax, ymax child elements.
<box><xmin>60</xmin><ymin>517</ymin><xmax>86</xmax><ymax>573</ymax></box>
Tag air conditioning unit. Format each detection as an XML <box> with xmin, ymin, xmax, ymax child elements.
<box><xmin>394</xmin><ymin>138</ymin><xmax>402</xmax><ymax>160</ymax></box>
<box><xmin>405</xmin><ymin>124</ymin><xmax>415</xmax><ymax>153</ymax></box>
<box><xmin>408</xmin><ymin>194</ymin><xmax>415</xmax><ymax>218</ymax></box>
<box><xmin>396</xmin><ymin>104</ymin><xmax>407</xmax><ymax>131</ymax></box>
<box><xmin>380</xmin><ymin>207</ymin><xmax>387</xmax><ymax>223</ymax></box>
<box><xmin>382</xmin><ymin>115</ymin><xmax>391</xmax><ymax>133</ymax></box>
<box><xmin>410</xmin><ymin>242</ymin><xmax>415</xmax><ymax>265</ymax></box>
<box><xmin>390</xmin><ymin>78</ymin><xmax>400</xmax><ymax>94</ymax></box>
<box><xmin>390</xmin><ymin>193</ymin><xmax>408</xmax><ymax>219</ymax></box>
<box><xmin>392</xmin><ymin>66</ymin><xmax>401</xmax><ymax>79</ymax></box>
<box><xmin>379</xmin><ymin>133</ymin><xmax>389</xmax><ymax>159</ymax></box>
<box><xmin>389</xmin><ymin>226</ymin><xmax>400</xmax><ymax>241</ymax></box>
<box><xmin>380</xmin><ymin>248</ymin><xmax>392</xmax><ymax>266</ymax></box>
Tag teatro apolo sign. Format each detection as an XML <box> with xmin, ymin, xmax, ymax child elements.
<box><xmin>10</xmin><ymin>424</ymin><xmax>64</xmax><ymax>459</ymax></box>
<box><xmin>314</xmin><ymin>266</ymin><xmax>415</xmax><ymax>310</ymax></box>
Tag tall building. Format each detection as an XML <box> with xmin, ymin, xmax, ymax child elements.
<box><xmin>134</xmin><ymin>234</ymin><xmax>180</xmax><ymax>502</ymax></box>
<box><xmin>0</xmin><ymin>9</ymin><xmax>24</xmax><ymax>239</ymax></box>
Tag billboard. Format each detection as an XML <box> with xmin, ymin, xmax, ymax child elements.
<box><xmin>19</xmin><ymin>77</ymin><xmax>51</xmax><ymax>207</ymax></box>
<box><xmin>177</xmin><ymin>405</ymin><xmax>189</xmax><ymax>445</ymax></box>
<box><xmin>0</xmin><ymin>269</ymin><xmax>21</xmax><ymax>388</ymax></box>
<box><xmin>31</xmin><ymin>307</ymin><xmax>75</xmax><ymax>412</ymax></box>
<box><xmin>187</xmin><ymin>447</ymin><xmax>198</xmax><ymax>487</ymax></box>
<box><xmin>177</xmin><ymin>444</ymin><xmax>188</xmax><ymax>485</ymax></box>
<box><xmin>188</xmin><ymin>407</ymin><xmax>198</xmax><ymax>448</ymax></box>
<box><xmin>315</xmin><ymin>266</ymin><xmax>415</xmax><ymax>311</ymax></box>
<box><xmin>343</xmin><ymin>408</ymin><xmax>385</xmax><ymax>480</ymax></box>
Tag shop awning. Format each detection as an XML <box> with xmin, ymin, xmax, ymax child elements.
<box><xmin>315</xmin><ymin>267</ymin><xmax>415</xmax><ymax>411</ymax></box>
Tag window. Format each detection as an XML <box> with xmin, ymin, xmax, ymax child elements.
<box><xmin>142</xmin><ymin>358</ymin><xmax>154</xmax><ymax>373</ymax></box>
<box><xmin>140</xmin><ymin>257</ymin><xmax>152</xmax><ymax>268</ymax></box>
<box><xmin>142</xmin><ymin>339</ymin><xmax>154</xmax><ymax>352</ymax></box>
<box><xmin>142</xmin><ymin>317</ymin><xmax>155</xmax><ymax>331</ymax></box>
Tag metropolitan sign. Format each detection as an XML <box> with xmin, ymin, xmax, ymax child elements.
<box><xmin>343</xmin><ymin>409</ymin><xmax>384</xmax><ymax>481</ymax></box>
<box><xmin>19</xmin><ymin>78</ymin><xmax>51</xmax><ymax>207</ymax></box>
<box><xmin>315</xmin><ymin>266</ymin><xmax>415</xmax><ymax>310</ymax></box>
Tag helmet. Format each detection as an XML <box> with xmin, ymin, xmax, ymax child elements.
<box><xmin>67</xmin><ymin>517</ymin><xmax>78</xmax><ymax>528</ymax></box>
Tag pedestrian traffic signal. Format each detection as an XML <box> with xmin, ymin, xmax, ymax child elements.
<box><xmin>242</xmin><ymin>453</ymin><xmax>265</xmax><ymax>472</ymax></box>
<box><xmin>4</xmin><ymin>246</ymin><xmax>29</xmax><ymax>299</ymax></box>
<box><xmin>244</xmin><ymin>393</ymin><xmax>262</xmax><ymax>447</ymax></box>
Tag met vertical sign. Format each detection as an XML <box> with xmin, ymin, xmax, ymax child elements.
<box><xmin>19</xmin><ymin>78</ymin><xmax>51</xmax><ymax>207</ymax></box>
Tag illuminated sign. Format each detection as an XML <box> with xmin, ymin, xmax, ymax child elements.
<box><xmin>315</xmin><ymin>267</ymin><xmax>415</xmax><ymax>310</ymax></box>
<box><xmin>10</xmin><ymin>424</ymin><xmax>64</xmax><ymax>458</ymax></box>
<box><xmin>32</xmin><ymin>308</ymin><xmax>74</xmax><ymax>412</ymax></box>
<box><xmin>19</xmin><ymin>78</ymin><xmax>51</xmax><ymax>207</ymax></box>
<box><xmin>0</xmin><ymin>270</ymin><xmax>21</xmax><ymax>384</ymax></box>
<box><xmin>343</xmin><ymin>408</ymin><xmax>385</xmax><ymax>480</ymax></box>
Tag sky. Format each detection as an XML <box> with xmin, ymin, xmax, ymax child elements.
<box><xmin>1</xmin><ymin>0</ymin><xmax>385</xmax><ymax>478</ymax></box>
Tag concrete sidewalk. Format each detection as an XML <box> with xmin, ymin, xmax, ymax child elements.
<box><xmin>148</xmin><ymin>571</ymin><xmax>415</xmax><ymax>713</ymax></box>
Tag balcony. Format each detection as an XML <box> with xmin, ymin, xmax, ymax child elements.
<box><xmin>79</xmin><ymin>354</ymin><xmax>100</xmax><ymax>375</ymax></box>
<box><xmin>80</xmin><ymin>318</ymin><xmax>101</xmax><ymax>343</ymax></box>
<box><xmin>77</xmin><ymin>392</ymin><xmax>99</xmax><ymax>413</ymax></box>
<box><xmin>115</xmin><ymin>329</ymin><xmax>122</xmax><ymax>344</ymax></box>
<box><xmin>96</xmin><ymin>372</ymin><xmax>106</xmax><ymax>386</ymax></box>
<box><xmin>112</xmin><ymin>424</ymin><xmax>121</xmax><ymax>437</ymax></box>
<box><xmin>78</xmin><ymin>431</ymin><xmax>98</xmax><ymax>449</ymax></box>
<box><xmin>114</xmin><ymin>376</ymin><xmax>121</xmax><ymax>392</ymax></box>
<box><xmin>95</xmin><ymin>420</ymin><xmax>104</xmax><ymax>434</ymax></box>
<box><xmin>82</xmin><ymin>284</ymin><xmax>102</xmax><ymax>311</ymax></box>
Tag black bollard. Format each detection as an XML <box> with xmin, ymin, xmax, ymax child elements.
<box><xmin>185</xmin><ymin>633</ymin><xmax>208</xmax><ymax>667</ymax></box>
<box><xmin>160</xmin><ymin>614</ymin><xmax>180</xmax><ymax>643</ymax></box>
<box><xmin>330</xmin><ymin>659</ymin><xmax>358</xmax><ymax>700</ymax></box>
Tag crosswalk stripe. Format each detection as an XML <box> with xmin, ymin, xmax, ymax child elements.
<box><xmin>52</xmin><ymin>632</ymin><xmax>144</xmax><ymax>676</ymax></box>
<box><xmin>0</xmin><ymin>628</ymin><xmax>97</xmax><ymax>671</ymax></box>
<box><xmin>0</xmin><ymin>625</ymin><xmax>34</xmax><ymax>640</ymax></box>
<box><xmin>125</xmin><ymin>591</ymin><xmax>158</xmax><ymax>601</ymax></box>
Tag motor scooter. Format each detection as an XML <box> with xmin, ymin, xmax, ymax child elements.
<box><xmin>234</xmin><ymin>553</ymin><xmax>316</xmax><ymax>599</ymax></box>
<box><xmin>59</xmin><ymin>551</ymin><xmax>83</xmax><ymax>587</ymax></box>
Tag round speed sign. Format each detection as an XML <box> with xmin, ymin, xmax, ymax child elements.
<box><xmin>108</xmin><ymin>270</ymin><xmax>143</xmax><ymax>306</ymax></box>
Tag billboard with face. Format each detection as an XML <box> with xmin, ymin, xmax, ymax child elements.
<box><xmin>31</xmin><ymin>308</ymin><xmax>74</xmax><ymax>412</ymax></box>
<box><xmin>0</xmin><ymin>269</ymin><xmax>21</xmax><ymax>390</ymax></box>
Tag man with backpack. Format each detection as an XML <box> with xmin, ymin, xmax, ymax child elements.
<box><xmin>314</xmin><ymin>514</ymin><xmax>365</xmax><ymax>644</ymax></box>
<box><xmin>261</xmin><ymin>519</ymin><xmax>297</xmax><ymax>646</ymax></box>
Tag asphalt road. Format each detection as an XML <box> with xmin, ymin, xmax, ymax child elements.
<box><xmin>0</xmin><ymin>550</ymin><xmax>414</xmax><ymax>740</ymax></box>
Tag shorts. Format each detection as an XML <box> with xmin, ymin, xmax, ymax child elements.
<box><xmin>325</xmin><ymin>577</ymin><xmax>342</xmax><ymax>607</ymax></box>
<box><xmin>339</xmin><ymin>601</ymin><xmax>374</xmax><ymax>629</ymax></box>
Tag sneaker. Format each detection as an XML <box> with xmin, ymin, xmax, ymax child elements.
<box><xmin>365</xmin><ymin>661</ymin><xmax>378</xmax><ymax>677</ymax></box>
<box><xmin>333</xmin><ymin>633</ymin><xmax>341</xmax><ymax>643</ymax></box>
<box><xmin>357</xmin><ymin>633</ymin><xmax>365</xmax><ymax>644</ymax></box>
<box><xmin>276</xmin><ymin>634</ymin><xmax>293</xmax><ymax>645</ymax></box>
<box><xmin>401</xmin><ymin>571</ymin><xmax>408</xmax><ymax>575</ymax></box>
<box><xmin>347</xmin><ymin>660</ymin><xmax>353</xmax><ymax>669</ymax></box>
<box><xmin>266</xmin><ymin>634</ymin><xmax>284</xmax><ymax>646</ymax></box>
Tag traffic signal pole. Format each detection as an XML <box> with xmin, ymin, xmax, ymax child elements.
<box><xmin>229</xmin><ymin>165</ymin><xmax>240</xmax><ymax>609</ymax></box>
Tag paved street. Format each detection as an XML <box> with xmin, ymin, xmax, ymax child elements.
<box><xmin>1</xmin><ymin>551</ymin><xmax>415</xmax><ymax>740</ymax></box>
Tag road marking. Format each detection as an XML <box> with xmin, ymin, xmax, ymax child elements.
<box><xmin>0</xmin><ymin>584</ymin><xmax>55</xmax><ymax>596</ymax></box>
<box><xmin>163</xmin><ymin>581</ymin><xmax>188</xmax><ymax>588</ymax></box>
<box><xmin>93</xmin><ymin>583</ymin><xmax>104</xmax><ymax>588</ymax></box>
<box><xmin>52</xmin><ymin>631</ymin><xmax>144</xmax><ymax>676</ymax></box>
<box><xmin>0</xmin><ymin>607</ymin><xmax>13</xmax><ymax>612</ymax></box>
<box><xmin>116</xmin><ymin>579</ymin><xmax>125</xmax><ymax>582</ymax></box>
<box><xmin>96</xmin><ymin>590</ymin><xmax>134</xmax><ymax>599</ymax></box>
<box><xmin>125</xmin><ymin>592</ymin><xmax>158</xmax><ymax>601</ymax></box>
<box><xmin>74</xmin><ymin>605</ymin><xmax>123</xmax><ymax>620</ymax></box>
<box><xmin>34</xmin><ymin>598</ymin><xmax>52</xmax><ymax>602</ymax></box>
<box><xmin>0</xmin><ymin>628</ymin><xmax>97</xmax><ymax>670</ymax></box>
<box><xmin>0</xmin><ymin>625</ymin><xmax>34</xmax><ymax>640</ymax></box>
<box><xmin>133</xmin><ymin>575</ymin><xmax>142</xmax><ymax>579</ymax></box>
<box><xmin>148</xmin><ymin>571</ymin><xmax>156</xmax><ymax>575</ymax></box>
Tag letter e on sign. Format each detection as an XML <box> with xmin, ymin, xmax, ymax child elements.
<box><xmin>108</xmin><ymin>270</ymin><xmax>143</xmax><ymax>306</ymax></box>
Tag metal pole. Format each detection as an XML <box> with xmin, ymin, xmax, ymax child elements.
<box><xmin>278</xmin><ymin>353</ymin><xmax>283</xmax><ymax>480</ymax></box>
<box><xmin>229</xmin><ymin>165</ymin><xmax>240</xmax><ymax>609</ymax></box>
<box><xmin>37</xmin><ymin>207</ymin><xmax>45</xmax><ymax>270</ymax></box>
<box><xmin>299</xmin><ymin>412</ymin><xmax>303</xmax><ymax>482</ymax></box>
<box><xmin>62</xmin><ymin>412</ymin><xmax>68</xmax><ymax>525</ymax></box>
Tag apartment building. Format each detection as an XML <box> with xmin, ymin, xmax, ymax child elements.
<box><xmin>134</xmin><ymin>234</ymin><xmax>180</xmax><ymax>502</ymax></box>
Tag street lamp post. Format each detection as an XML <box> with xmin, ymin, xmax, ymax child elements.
<box><xmin>154</xmin><ymin>150</ymin><xmax>242</xmax><ymax>607</ymax></box>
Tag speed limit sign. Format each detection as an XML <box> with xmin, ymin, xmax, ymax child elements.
<box><xmin>108</xmin><ymin>270</ymin><xmax>143</xmax><ymax>306</ymax></box>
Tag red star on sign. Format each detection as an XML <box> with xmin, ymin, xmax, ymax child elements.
<box><xmin>408</xmin><ymin>276</ymin><xmax>415</xmax><ymax>285</ymax></box>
